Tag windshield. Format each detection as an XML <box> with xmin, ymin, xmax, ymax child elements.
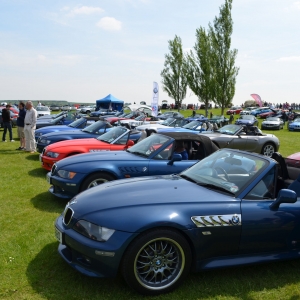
<box><xmin>68</xmin><ymin>118</ymin><xmax>85</xmax><ymax>128</ymax></box>
<box><xmin>215</xmin><ymin>124</ymin><xmax>241</xmax><ymax>135</ymax></box>
<box><xmin>181</xmin><ymin>149</ymin><xmax>268</xmax><ymax>196</ymax></box>
<box><xmin>293</xmin><ymin>118</ymin><xmax>300</xmax><ymax>122</ymax></box>
<box><xmin>82</xmin><ymin>121</ymin><xmax>112</xmax><ymax>133</ymax></box>
<box><xmin>239</xmin><ymin>115</ymin><xmax>254</xmax><ymax>120</ymax></box>
<box><xmin>183</xmin><ymin>120</ymin><xmax>202</xmax><ymax>130</ymax></box>
<box><xmin>127</xmin><ymin>134</ymin><xmax>171</xmax><ymax>158</ymax></box>
<box><xmin>161</xmin><ymin>118</ymin><xmax>176</xmax><ymax>126</ymax></box>
<box><xmin>97</xmin><ymin>126</ymin><xmax>128</xmax><ymax>143</ymax></box>
<box><xmin>211</xmin><ymin>115</ymin><xmax>223</xmax><ymax>120</ymax></box>
<box><xmin>50</xmin><ymin>116</ymin><xmax>64</xmax><ymax>124</ymax></box>
<box><xmin>36</xmin><ymin>106</ymin><xmax>50</xmax><ymax>111</ymax></box>
<box><xmin>266</xmin><ymin>117</ymin><xmax>280</xmax><ymax>122</ymax></box>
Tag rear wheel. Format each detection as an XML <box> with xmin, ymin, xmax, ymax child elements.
<box><xmin>81</xmin><ymin>172</ymin><xmax>114</xmax><ymax>191</ymax></box>
<box><xmin>122</xmin><ymin>229</ymin><xmax>191</xmax><ymax>296</ymax></box>
<box><xmin>261</xmin><ymin>143</ymin><xmax>275</xmax><ymax>157</ymax></box>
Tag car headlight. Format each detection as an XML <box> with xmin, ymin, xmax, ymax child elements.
<box><xmin>46</xmin><ymin>151</ymin><xmax>60</xmax><ymax>158</ymax></box>
<box><xmin>57</xmin><ymin>169</ymin><xmax>77</xmax><ymax>179</ymax></box>
<box><xmin>73</xmin><ymin>220</ymin><xmax>115</xmax><ymax>241</ymax></box>
<box><xmin>39</xmin><ymin>138</ymin><xmax>51</xmax><ymax>144</ymax></box>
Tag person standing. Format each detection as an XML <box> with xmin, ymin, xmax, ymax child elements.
<box><xmin>16</xmin><ymin>102</ymin><xmax>26</xmax><ymax>150</ymax></box>
<box><xmin>24</xmin><ymin>101</ymin><xmax>37</xmax><ymax>153</ymax></box>
<box><xmin>2</xmin><ymin>104</ymin><xmax>14</xmax><ymax>142</ymax></box>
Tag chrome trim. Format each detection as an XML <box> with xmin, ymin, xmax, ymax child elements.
<box><xmin>191</xmin><ymin>214</ymin><xmax>241</xmax><ymax>227</ymax></box>
<box><xmin>63</xmin><ymin>207</ymin><xmax>74</xmax><ymax>226</ymax></box>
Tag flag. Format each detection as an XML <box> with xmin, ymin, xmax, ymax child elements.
<box><xmin>250</xmin><ymin>94</ymin><xmax>262</xmax><ymax>107</ymax></box>
<box><xmin>151</xmin><ymin>82</ymin><xmax>159</xmax><ymax>117</ymax></box>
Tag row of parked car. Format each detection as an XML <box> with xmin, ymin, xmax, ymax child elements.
<box><xmin>30</xmin><ymin>108</ymin><xmax>300</xmax><ymax>295</ymax></box>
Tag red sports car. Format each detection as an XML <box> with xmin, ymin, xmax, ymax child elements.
<box><xmin>286</xmin><ymin>152</ymin><xmax>300</xmax><ymax>168</ymax></box>
<box><xmin>40</xmin><ymin>127</ymin><xmax>139</xmax><ymax>171</ymax></box>
<box><xmin>226</xmin><ymin>106</ymin><xmax>243</xmax><ymax>115</ymax></box>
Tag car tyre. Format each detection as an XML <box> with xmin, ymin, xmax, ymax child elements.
<box><xmin>121</xmin><ymin>228</ymin><xmax>192</xmax><ymax>296</ymax></box>
<box><xmin>261</xmin><ymin>142</ymin><xmax>275</xmax><ymax>157</ymax></box>
<box><xmin>81</xmin><ymin>172</ymin><xmax>115</xmax><ymax>191</ymax></box>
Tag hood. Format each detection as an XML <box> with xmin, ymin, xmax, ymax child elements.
<box><xmin>55</xmin><ymin>150</ymin><xmax>145</xmax><ymax>168</ymax></box>
<box><xmin>42</xmin><ymin>130</ymin><xmax>87</xmax><ymax>138</ymax></box>
<box><xmin>287</xmin><ymin>152</ymin><xmax>300</xmax><ymax>160</ymax></box>
<box><xmin>36</xmin><ymin>125</ymin><xmax>69</xmax><ymax>133</ymax></box>
<box><xmin>45</xmin><ymin>138</ymin><xmax>103</xmax><ymax>150</ymax></box>
<box><xmin>68</xmin><ymin>175</ymin><xmax>233</xmax><ymax>217</ymax></box>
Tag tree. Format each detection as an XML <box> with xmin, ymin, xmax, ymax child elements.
<box><xmin>185</xmin><ymin>27</ymin><xmax>214</xmax><ymax>117</ymax></box>
<box><xmin>161</xmin><ymin>35</ymin><xmax>188</xmax><ymax>111</ymax></box>
<box><xmin>209</xmin><ymin>0</ymin><xmax>239</xmax><ymax>114</ymax></box>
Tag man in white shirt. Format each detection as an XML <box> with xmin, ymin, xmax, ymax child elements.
<box><xmin>24</xmin><ymin>101</ymin><xmax>37</xmax><ymax>153</ymax></box>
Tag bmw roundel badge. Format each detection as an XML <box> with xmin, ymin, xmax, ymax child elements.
<box><xmin>231</xmin><ymin>214</ymin><xmax>240</xmax><ymax>225</ymax></box>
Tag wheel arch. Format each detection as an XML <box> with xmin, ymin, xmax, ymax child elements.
<box><xmin>79</xmin><ymin>169</ymin><xmax>118</xmax><ymax>191</ymax></box>
<box><xmin>120</xmin><ymin>225</ymin><xmax>196</xmax><ymax>273</ymax></box>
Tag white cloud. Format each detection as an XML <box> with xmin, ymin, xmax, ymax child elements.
<box><xmin>293</xmin><ymin>1</ymin><xmax>300</xmax><ymax>9</ymax></box>
<box><xmin>68</xmin><ymin>6</ymin><xmax>104</xmax><ymax>16</ymax></box>
<box><xmin>277</xmin><ymin>56</ymin><xmax>300</xmax><ymax>62</ymax></box>
<box><xmin>96</xmin><ymin>17</ymin><xmax>122</xmax><ymax>31</ymax></box>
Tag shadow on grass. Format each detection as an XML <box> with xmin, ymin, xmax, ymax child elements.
<box><xmin>26</xmin><ymin>243</ymin><xmax>138</xmax><ymax>300</ymax></box>
<box><xmin>26</xmin><ymin>154</ymin><xmax>40</xmax><ymax>161</ymax></box>
<box><xmin>28</xmin><ymin>167</ymin><xmax>48</xmax><ymax>178</ymax></box>
<box><xmin>26</xmin><ymin>242</ymin><xmax>300</xmax><ymax>299</ymax></box>
<box><xmin>31</xmin><ymin>192</ymin><xmax>66</xmax><ymax>213</ymax></box>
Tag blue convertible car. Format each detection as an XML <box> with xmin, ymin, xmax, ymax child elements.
<box><xmin>36</xmin><ymin>121</ymin><xmax>114</xmax><ymax>152</ymax></box>
<box><xmin>47</xmin><ymin>132</ymin><xmax>219</xmax><ymax>199</ymax></box>
<box><xmin>54</xmin><ymin>148</ymin><xmax>300</xmax><ymax>295</ymax></box>
<box><xmin>35</xmin><ymin>117</ymin><xmax>96</xmax><ymax>141</ymax></box>
<box><xmin>288</xmin><ymin>117</ymin><xmax>300</xmax><ymax>131</ymax></box>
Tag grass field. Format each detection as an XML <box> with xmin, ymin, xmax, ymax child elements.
<box><xmin>1</xmin><ymin>109</ymin><xmax>300</xmax><ymax>300</ymax></box>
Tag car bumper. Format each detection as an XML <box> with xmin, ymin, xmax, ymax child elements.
<box><xmin>40</xmin><ymin>155</ymin><xmax>57</xmax><ymax>171</ymax></box>
<box><xmin>47</xmin><ymin>172</ymin><xmax>83</xmax><ymax>199</ymax></box>
<box><xmin>55</xmin><ymin>215</ymin><xmax>136</xmax><ymax>278</ymax></box>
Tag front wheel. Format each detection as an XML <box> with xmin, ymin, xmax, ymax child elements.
<box><xmin>121</xmin><ymin>229</ymin><xmax>192</xmax><ymax>296</ymax></box>
<box><xmin>261</xmin><ymin>143</ymin><xmax>275</xmax><ymax>157</ymax></box>
<box><xmin>80</xmin><ymin>172</ymin><xmax>115</xmax><ymax>191</ymax></box>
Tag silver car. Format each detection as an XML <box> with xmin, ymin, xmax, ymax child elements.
<box><xmin>200</xmin><ymin>124</ymin><xmax>280</xmax><ymax>157</ymax></box>
<box><xmin>261</xmin><ymin>117</ymin><xmax>284</xmax><ymax>130</ymax></box>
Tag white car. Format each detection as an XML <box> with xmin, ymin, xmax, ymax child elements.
<box><xmin>136</xmin><ymin>117</ymin><xmax>187</xmax><ymax>134</ymax></box>
<box><xmin>36</xmin><ymin>106</ymin><xmax>51</xmax><ymax>117</ymax></box>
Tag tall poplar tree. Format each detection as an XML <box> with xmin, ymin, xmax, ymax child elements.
<box><xmin>161</xmin><ymin>35</ymin><xmax>188</xmax><ymax>111</ymax></box>
<box><xmin>185</xmin><ymin>27</ymin><xmax>213</xmax><ymax>117</ymax></box>
<box><xmin>209</xmin><ymin>0</ymin><xmax>239</xmax><ymax>114</ymax></box>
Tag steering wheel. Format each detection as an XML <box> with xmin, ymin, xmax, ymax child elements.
<box><xmin>214</xmin><ymin>167</ymin><xmax>229</xmax><ymax>181</ymax></box>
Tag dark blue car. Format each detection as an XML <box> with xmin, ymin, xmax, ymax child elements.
<box><xmin>36</xmin><ymin>121</ymin><xmax>113</xmax><ymax>152</ymax></box>
<box><xmin>36</xmin><ymin>114</ymin><xmax>76</xmax><ymax>129</ymax></box>
<box><xmin>235</xmin><ymin>115</ymin><xmax>258</xmax><ymax>127</ymax></box>
<box><xmin>35</xmin><ymin>117</ymin><xmax>96</xmax><ymax>141</ymax></box>
<box><xmin>47</xmin><ymin>132</ymin><xmax>218</xmax><ymax>199</ymax></box>
<box><xmin>54</xmin><ymin>148</ymin><xmax>300</xmax><ymax>295</ymax></box>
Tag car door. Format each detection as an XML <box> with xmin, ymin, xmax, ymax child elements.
<box><xmin>239</xmin><ymin>167</ymin><xmax>300</xmax><ymax>254</ymax></box>
<box><xmin>218</xmin><ymin>134</ymin><xmax>249</xmax><ymax>151</ymax></box>
<box><xmin>148</xmin><ymin>142</ymin><xmax>197</xmax><ymax>175</ymax></box>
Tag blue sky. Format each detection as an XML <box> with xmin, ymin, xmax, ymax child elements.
<box><xmin>1</xmin><ymin>0</ymin><xmax>300</xmax><ymax>105</ymax></box>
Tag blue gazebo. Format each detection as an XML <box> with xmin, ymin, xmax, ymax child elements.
<box><xmin>96</xmin><ymin>94</ymin><xmax>124</xmax><ymax>111</ymax></box>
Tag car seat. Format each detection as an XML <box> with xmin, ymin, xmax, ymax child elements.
<box><xmin>271</xmin><ymin>152</ymin><xmax>293</xmax><ymax>187</ymax></box>
<box><xmin>288</xmin><ymin>174</ymin><xmax>300</xmax><ymax>197</ymax></box>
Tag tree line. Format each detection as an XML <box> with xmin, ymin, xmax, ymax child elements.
<box><xmin>160</xmin><ymin>0</ymin><xmax>239</xmax><ymax>115</ymax></box>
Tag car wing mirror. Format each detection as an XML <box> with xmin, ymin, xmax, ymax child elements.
<box><xmin>126</xmin><ymin>140</ymin><xmax>134</xmax><ymax>146</ymax></box>
<box><xmin>269</xmin><ymin>189</ymin><xmax>297</xmax><ymax>210</ymax></box>
<box><xmin>167</xmin><ymin>153</ymin><xmax>182</xmax><ymax>165</ymax></box>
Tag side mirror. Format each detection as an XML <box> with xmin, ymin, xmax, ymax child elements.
<box><xmin>269</xmin><ymin>189</ymin><xmax>297</xmax><ymax>210</ymax></box>
<box><xmin>126</xmin><ymin>140</ymin><xmax>134</xmax><ymax>146</ymax></box>
<box><xmin>238</xmin><ymin>132</ymin><xmax>246</xmax><ymax>136</ymax></box>
<box><xmin>167</xmin><ymin>153</ymin><xmax>182</xmax><ymax>165</ymax></box>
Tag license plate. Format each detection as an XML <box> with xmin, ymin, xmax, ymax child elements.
<box><xmin>55</xmin><ymin>227</ymin><xmax>62</xmax><ymax>243</ymax></box>
<box><xmin>46</xmin><ymin>173</ymin><xmax>52</xmax><ymax>184</ymax></box>
<box><xmin>39</xmin><ymin>154</ymin><xmax>43</xmax><ymax>162</ymax></box>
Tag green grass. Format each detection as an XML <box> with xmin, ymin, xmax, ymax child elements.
<box><xmin>1</xmin><ymin>112</ymin><xmax>300</xmax><ymax>299</ymax></box>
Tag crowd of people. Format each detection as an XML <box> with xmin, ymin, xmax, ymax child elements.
<box><xmin>2</xmin><ymin>101</ymin><xmax>37</xmax><ymax>153</ymax></box>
